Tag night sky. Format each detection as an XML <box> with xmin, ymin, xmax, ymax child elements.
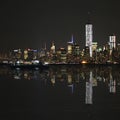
<box><xmin>0</xmin><ymin>0</ymin><xmax>120</xmax><ymax>51</ymax></box>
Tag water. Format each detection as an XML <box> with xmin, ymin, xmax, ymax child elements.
<box><xmin>1</xmin><ymin>65</ymin><xmax>120</xmax><ymax>120</ymax></box>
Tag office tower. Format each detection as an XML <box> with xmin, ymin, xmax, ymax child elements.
<box><xmin>23</xmin><ymin>49</ymin><xmax>38</xmax><ymax>60</ymax></box>
<box><xmin>13</xmin><ymin>49</ymin><xmax>22</xmax><ymax>60</ymax></box>
<box><xmin>50</xmin><ymin>41</ymin><xmax>55</xmax><ymax>54</ymax></box>
<box><xmin>109</xmin><ymin>35</ymin><xmax>116</xmax><ymax>55</ymax></box>
<box><xmin>85</xmin><ymin>23</ymin><xmax>93</xmax><ymax>57</ymax></box>
<box><xmin>92</xmin><ymin>42</ymin><xmax>98</xmax><ymax>51</ymax></box>
<box><xmin>59</xmin><ymin>47</ymin><xmax>67</xmax><ymax>63</ymax></box>
<box><xmin>67</xmin><ymin>35</ymin><xmax>74</xmax><ymax>54</ymax></box>
<box><xmin>73</xmin><ymin>44</ymin><xmax>80</xmax><ymax>56</ymax></box>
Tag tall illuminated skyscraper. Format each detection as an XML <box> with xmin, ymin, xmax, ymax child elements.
<box><xmin>67</xmin><ymin>35</ymin><xmax>74</xmax><ymax>54</ymax></box>
<box><xmin>109</xmin><ymin>34</ymin><xmax>116</xmax><ymax>55</ymax></box>
<box><xmin>85</xmin><ymin>22</ymin><xmax>93</xmax><ymax>57</ymax></box>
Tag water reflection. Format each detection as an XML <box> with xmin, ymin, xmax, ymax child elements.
<box><xmin>12</xmin><ymin>68</ymin><xmax>49</xmax><ymax>81</ymax></box>
<box><xmin>1</xmin><ymin>65</ymin><xmax>120</xmax><ymax>105</ymax></box>
<box><xmin>85</xmin><ymin>71</ymin><xmax>93</xmax><ymax>104</ymax></box>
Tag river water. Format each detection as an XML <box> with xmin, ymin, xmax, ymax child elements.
<box><xmin>1</xmin><ymin>65</ymin><xmax>120</xmax><ymax>120</ymax></box>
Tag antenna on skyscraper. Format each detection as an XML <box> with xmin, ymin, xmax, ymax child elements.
<box><xmin>44</xmin><ymin>42</ymin><xmax>46</xmax><ymax>50</ymax></box>
<box><xmin>71</xmin><ymin>34</ymin><xmax>74</xmax><ymax>43</ymax></box>
<box><xmin>68</xmin><ymin>34</ymin><xmax>74</xmax><ymax>44</ymax></box>
<box><xmin>87</xmin><ymin>11</ymin><xmax>91</xmax><ymax>24</ymax></box>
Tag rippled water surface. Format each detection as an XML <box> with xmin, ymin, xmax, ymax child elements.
<box><xmin>1</xmin><ymin>65</ymin><xmax>120</xmax><ymax>120</ymax></box>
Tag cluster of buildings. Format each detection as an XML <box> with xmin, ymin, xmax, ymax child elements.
<box><xmin>1</xmin><ymin>22</ymin><xmax>120</xmax><ymax>65</ymax></box>
<box><xmin>47</xmin><ymin>22</ymin><xmax>120</xmax><ymax>64</ymax></box>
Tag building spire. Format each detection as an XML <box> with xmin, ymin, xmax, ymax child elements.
<box><xmin>68</xmin><ymin>34</ymin><xmax>74</xmax><ymax>44</ymax></box>
<box><xmin>44</xmin><ymin>42</ymin><xmax>46</xmax><ymax>50</ymax></box>
<box><xmin>71</xmin><ymin>34</ymin><xmax>74</xmax><ymax>43</ymax></box>
<box><xmin>87</xmin><ymin>11</ymin><xmax>91</xmax><ymax>24</ymax></box>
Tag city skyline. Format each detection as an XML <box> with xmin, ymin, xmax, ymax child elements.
<box><xmin>0</xmin><ymin>0</ymin><xmax>120</xmax><ymax>51</ymax></box>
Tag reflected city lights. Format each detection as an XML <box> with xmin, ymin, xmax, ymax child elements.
<box><xmin>1</xmin><ymin>65</ymin><xmax>120</xmax><ymax>105</ymax></box>
<box><xmin>85</xmin><ymin>71</ymin><xmax>93</xmax><ymax>104</ymax></box>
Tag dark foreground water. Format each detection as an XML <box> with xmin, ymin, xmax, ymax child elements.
<box><xmin>1</xmin><ymin>65</ymin><xmax>120</xmax><ymax>120</ymax></box>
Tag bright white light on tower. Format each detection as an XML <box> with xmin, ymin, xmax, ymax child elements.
<box><xmin>85</xmin><ymin>24</ymin><xmax>93</xmax><ymax>57</ymax></box>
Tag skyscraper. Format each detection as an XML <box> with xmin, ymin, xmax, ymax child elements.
<box><xmin>67</xmin><ymin>35</ymin><xmax>74</xmax><ymax>54</ymax></box>
<box><xmin>50</xmin><ymin>41</ymin><xmax>55</xmax><ymax>54</ymax></box>
<box><xmin>85</xmin><ymin>22</ymin><xmax>93</xmax><ymax>57</ymax></box>
<box><xmin>109</xmin><ymin>34</ymin><xmax>116</xmax><ymax>55</ymax></box>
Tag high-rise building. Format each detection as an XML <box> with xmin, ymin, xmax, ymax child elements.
<box><xmin>109</xmin><ymin>35</ymin><xmax>116</xmax><ymax>49</ymax></box>
<box><xmin>59</xmin><ymin>47</ymin><xmax>67</xmax><ymax>63</ymax></box>
<box><xmin>13</xmin><ymin>49</ymin><xmax>22</xmax><ymax>60</ymax></box>
<box><xmin>73</xmin><ymin>44</ymin><xmax>80</xmax><ymax>56</ymax></box>
<box><xmin>24</xmin><ymin>49</ymin><xmax>38</xmax><ymax>60</ymax></box>
<box><xmin>117</xmin><ymin>43</ymin><xmax>120</xmax><ymax>53</ymax></box>
<box><xmin>92</xmin><ymin>42</ymin><xmax>98</xmax><ymax>51</ymax></box>
<box><xmin>50</xmin><ymin>41</ymin><xmax>55</xmax><ymax>54</ymax></box>
<box><xmin>67</xmin><ymin>35</ymin><xmax>74</xmax><ymax>54</ymax></box>
<box><xmin>109</xmin><ymin>35</ymin><xmax>116</xmax><ymax>55</ymax></box>
<box><xmin>85</xmin><ymin>23</ymin><xmax>93</xmax><ymax>57</ymax></box>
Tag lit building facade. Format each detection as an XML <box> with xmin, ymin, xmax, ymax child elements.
<box><xmin>50</xmin><ymin>41</ymin><xmax>55</xmax><ymax>54</ymax></box>
<box><xmin>60</xmin><ymin>48</ymin><xmax>67</xmax><ymax>63</ymax></box>
<box><xmin>67</xmin><ymin>35</ymin><xmax>74</xmax><ymax>54</ymax></box>
<box><xmin>73</xmin><ymin>44</ymin><xmax>80</xmax><ymax>56</ymax></box>
<box><xmin>12</xmin><ymin>49</ymin><xmax>22</xmax><ymax>60</ymax></box>
<box><xmin>92</xmin><ymin>42</ymin><xmax>98</xmax><ymax>51</ymax></box>
<box><xmin>24</xmin><ymin>49</ymin><xmax>38</xmax><ymax>60</ymax></box>
<box><xmin>67</xmin><ymin>43</ymin><xmax>73</xmax><ymax>54</ymax></box>
<box><xmin>85</xmin><ymin>23</ymin><xmax>93</xmax><ymax>57</ymax></box>
<box><xmin>109</xmin><ymin>35</ymin><xmax>116</xmax><ymax>55</ymax></box>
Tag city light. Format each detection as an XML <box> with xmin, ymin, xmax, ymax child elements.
<box><xmin>0</xmin><ymin>24</ymin><xmax>120</xmax><ymax>66</ymax></box>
